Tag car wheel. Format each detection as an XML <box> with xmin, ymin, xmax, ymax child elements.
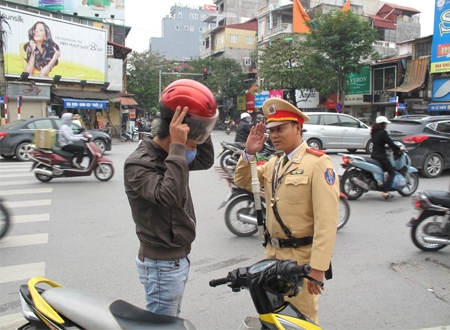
<box><xmin>15</xmin><ymin>142</ymin><xmax>33</xmax><ymax>161</ymax></box>
<box><xmin>419</xmin><ymin>153</ymin><xmax>444</xmax><ymax>178</ymax></box>
<box><xmin>347</xmin><ymin>149</ymin><xmax>357</xmax><ymax>153</ymax></box>
<box><xmin>365</xmin><ymin>139</ymin><xmax>373</xmax><ymax>154</ymax></box>
<box><xmin>1</xmin><ymin>154</ymin><xmax>15</xmax><ymax>159</ymax></box>
<box><xmin>308</xmin><ymin>139</ymin><xmax>322</xmax><ymax>150</ymax></box>
<box><xmin>94</xmin><ymin>139</ymin><xmax>106</xmax><ymax>153</ymax></box>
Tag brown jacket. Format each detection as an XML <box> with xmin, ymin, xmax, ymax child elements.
<box><xmin>234</xmin><ymin>142</ymin><xmax>339</xmax><ymax>271</ymax></box>
<box><xmin>124</xmin><ymin>136</ymin><xmax>214</xmax><ymax>260</ymax></box>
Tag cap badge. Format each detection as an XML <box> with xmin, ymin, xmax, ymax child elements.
<box><xmin>268</xmin><ymin>104</ymin><xmax>277</xmax><ymax>115</ymax></box>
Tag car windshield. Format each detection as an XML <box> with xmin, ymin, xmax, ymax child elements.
<box><xmin>1</xmin><ymin>120</ymin><xmax>27</xmax><ymax>129</ymax></box>
<box><xmin>388</xmin><ymin>121</ymin><xmax>422</xmax><ymax>135</ymax></box>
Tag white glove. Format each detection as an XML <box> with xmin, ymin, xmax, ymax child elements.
<box><xmin>81</xmin><ymin>137</ymin><xmax>89</xmax><ymax>142</ymax></box>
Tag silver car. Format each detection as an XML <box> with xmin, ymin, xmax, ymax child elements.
<box><xmin>302</xmin><ymin>112</ymin><xmax>373</xmax><ymax>153</ymax></box>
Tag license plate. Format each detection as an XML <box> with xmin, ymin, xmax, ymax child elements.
<box><xmin>338</xmin><ymin>167</ymin><xmax>346</xmax><ymax>176</ymax></box>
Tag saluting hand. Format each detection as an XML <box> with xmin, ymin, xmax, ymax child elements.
<box><xmin>246</xmin><ymin>122</ymin><xmax>266</xmax><ymax>155</ymax></box>
<box><xmin>170</xmin><ymin>106</ymin><xmax>190</xmax><ymax>145</ymax></box>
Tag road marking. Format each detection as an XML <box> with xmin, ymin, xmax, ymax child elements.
<box><xmin>12</xmin><ymin>213</ymin><xmax>50</xmax><ymax>223</ymax></box>
<box><xmin>3</xmin><ymin>200</ymin><xmax>51</xmax><ymax>208</ymax></box>
<box><xmin>0</xmin><ymin>163</ymin><xmax>32</xmax><ymax>168</ymax></box>
<box><xmin>0</xmin><ymin>173</ymin><xmax>33</xmax><ymax>179</ymax></box>
<box><xmin>0</xmin><ymin>234</ymin><xmax>48</xmax><ymax>249</ymax></box>
<box><xmin>0</xmin><ymin>262</ymin><xmax>45</xmax><ymax>284</ymax></box>
<box><xmin>0</xmin><ymin>168</ymin><xmax>31</xmax><ymax>172</ymax></box>
<box><xmin>1</xmin><ymin>188</ymin><xmax>52</xmax><ymax>196</ymax></box>
<box><xmin>0</xmin><ymin>180</ymin><xmax>37</xmax><ymax>186</ymax></box>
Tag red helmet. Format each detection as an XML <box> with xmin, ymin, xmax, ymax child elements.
<box><xmin>160</xmin><ymin>79</ymin><xmax>218</xmax><ymax>143</ymax></box>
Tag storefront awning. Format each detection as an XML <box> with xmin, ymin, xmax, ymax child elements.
<box><xmin>62</xmin><ymin>98</ymin><xmax>108</xmax><ymax>109</ymax></box>
<box><xmin>110</xmin><ymin>97</ymin><xmax>139</xmax><ymax>106</ymax></box>
<box><xmin>387</xmin><ymin>57</ymin><xmax>428</xmax><ymax>93</ymax></box>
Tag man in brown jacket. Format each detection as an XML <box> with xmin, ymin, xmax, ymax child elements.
<box><xmin>234</xmin><ymin>98</ymin><xmax>339</xmax><ymax>324</ymax></box>
<box><xmin>124</xmin><ymin>80</ymin><xmax>217</xmax><ymax>317</ymax></box>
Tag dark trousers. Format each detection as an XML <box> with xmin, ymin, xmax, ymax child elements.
<box><xmin>62</xmin><ymin>144</ymin><xmax>84</xmax><ymax>165</ymax></box>
<box><xmin>372</xmin><ymin>155</ymin><xmax>395</xmax><ymax>193</ymax></box>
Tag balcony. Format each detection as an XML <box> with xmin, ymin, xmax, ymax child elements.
<box><xmin>268</xmin><ymin>23</ymin><xmax>293</xmax><ymax>37</ymax></box>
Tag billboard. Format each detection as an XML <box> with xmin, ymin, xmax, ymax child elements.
<box><xmin>28</xmin><ymin>0</ymin><xmax>125</xmax><ymax>20</ymax></box>
<box><xmin>431</xmin><ymin>0</ymin><xmax>450</xmax><ymax>73</ymax></box>
<box><xmin>346</xmin><ymin>66</ymin><xmax>370</xmax><ymax>95</ymax></box>
<box><xmin>2</xmin><ymin>7</ymin><xmax>107</xmax><ymax>82</ymax></box>
<box><xmin>432</xmin><ymin>78</ymin><xmax>450</xmax><ymax>101</ymax></box>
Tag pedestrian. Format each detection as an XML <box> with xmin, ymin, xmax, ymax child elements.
<box><xmin>234</xmin><ymin>98</ymin><xmax>339</xmax><ymax>325</ymax></box>
<box><xmin>371</xmin><ymin>116</ymin><xmax>402</xmax><ymax>199</ymax></box>
<box><xmin>235</xmin><ymin>112</ymin><xmax>252</xmax><ymax>147</ymax></box>
<box><xmin>124</xmin><ymin>79</ymin><xmax>217</xmax><ymax>317</ymax></box>
<box><xmin>151</xmin><ymin>112</ymin><xmax>162</xmax><ymax>136</ymax></box>
<box><xmin>58</xmin><ymin>113</ymin><xmax>87</xmax><ymax>169</ymax></box>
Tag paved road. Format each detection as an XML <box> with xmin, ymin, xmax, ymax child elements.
<box><xmin>0</xmin><ymin>131</ymin><xmax>449</xmax><ymax>330</ymax></box>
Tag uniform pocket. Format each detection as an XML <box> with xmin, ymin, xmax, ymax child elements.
<box><xmin>284</xmin><ymin>175</ymin><xmax>309</xmax><ymax>203</ymax></box>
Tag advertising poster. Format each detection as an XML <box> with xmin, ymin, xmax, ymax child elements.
<box><xmin>28</xmin><ymin>0</ymin><xmax>125</xmax><ymax>20</ymax></box>
<box><xmin>2</xmin><ymin>7</ymin><xmax>106</xmax><ymax>82</ymax></box>
<box><xmin>346</xmin><ymin>66</ymin><xmax>370</xmax><ymax>95</ymax></box>
<box><xmin>295</xmin><ymin>89</ymin><xmax>319</xmax><ymax>109</ymax></box>
<box><xmin>431</xmin><ymin>0</ymin><xmax>450</xmax><ymax>73</ymax></box>
<box><xmin>432</xmin><ymin>78</ymin><xmax>450</xmax><ymax>101</ymax></box>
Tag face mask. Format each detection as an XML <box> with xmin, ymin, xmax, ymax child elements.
<box><xmin>185</xmin><ymin>148</ymin><xmax>197</xmax><ymax>164</ymax></box>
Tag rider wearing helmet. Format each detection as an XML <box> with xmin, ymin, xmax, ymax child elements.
<box><xmin>124</xmin><ymin>79</ymin><xmax>216</xmax><ymax>317</ymax></box>
<box><xmin>235</xmin><ymin>112</ymin><xmax>252</xmax><ymax>147</ymax></box>
<box><xmin>58</xmin><ymin>113</ymin><xmax>87</xmax><ymax>169</ymax></box>
<box><xmin>371</xmin><ymin>116</ymin><xmax>401</xmax><ymax>199</ymax></box>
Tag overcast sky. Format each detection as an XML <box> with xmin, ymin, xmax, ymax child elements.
<box><xmin>124</xmin><ymin>0</ymin><xmax>435</xmax><ymax>53</ymax></box>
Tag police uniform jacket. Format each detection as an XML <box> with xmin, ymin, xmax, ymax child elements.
<box><xmin>234</xmin><ymin>142</ymin><xmax>339</xmax><ymax>271</ymax></box>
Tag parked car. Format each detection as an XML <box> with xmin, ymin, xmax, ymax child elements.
<box><xmin>388</xmin><ymin>116</ymin><xmax>450</xmax><ymax>178</ymax></box>
<box><xmin>0</xmin><ymin>117</ymin><xmax>112</xmax><ymax>161</ymax></box>
<box><xmin>302</xmin><ymin>112</ymin><xmax>373</xmax><ymax>153</ymax></box>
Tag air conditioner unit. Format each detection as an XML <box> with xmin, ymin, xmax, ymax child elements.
<box><xmin>107</xmin><ymin>45</ymin><xmax>114</xmax><ymax>57</ymax></box>
<box><xmin>257</xmin><ymin>35</ymin><xmax>264</xmax><ymax>42</ymax></box>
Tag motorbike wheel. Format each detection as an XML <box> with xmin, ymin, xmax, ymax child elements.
<box><xmin>0</xmin><ymin>201</ymin><xmax>11</xmax><ymax>239</ymax></box>
<box><xmin>411</xmin><ymin>215</ymin><xmax>448</xmax><ymax>251</ymax></box>
<box><xmin>337</xmin><ymin>197</ymin><xmax>350</xmax><ymax>230</ymax></box>
<box><xmin>224</xmin><ymin>195</ymin><xmax>259</xmax><ymax>237</ymax></box>
<box><xmin>340</xmin><ymin>170</ymin><xmax>364</xmax><ymax>200</ymax></box>
<box><xmin>94</xmin><ymin>163</ymin><xmax>114</xmax><ymax>182</ymax></box>
<box><xmin>132</xmin><ymin>134</ymin><xmax>139</xmax><ymax>142</ymax></box>
<box><xmin>35</xmin><ymin>166</ymin><xmax>53</xmax><ymax>182</ymax></box>
<box><xmin>397</xmin><ymin>172</ymin><xmax>419</xmax><ymax>197</ymax></box>
<box><xmin>220</xmin><ymin>150</ymin><xmax>234</xmax><ymax>168</ymax></box>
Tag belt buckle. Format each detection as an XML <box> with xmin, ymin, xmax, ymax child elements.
<box><xmin>270</xmin><ymin>237</ymin><xmax>280</xmax><ymax>249</ymax></box>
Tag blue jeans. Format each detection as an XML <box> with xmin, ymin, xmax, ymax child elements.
<box><xmin>136</xmin><ymin>255</ymin><xmax>190</xmax><ymax>317</ymax></box>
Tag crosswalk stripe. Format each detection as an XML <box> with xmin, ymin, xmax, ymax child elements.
<box><xmin>0</xmin><ymin>262</ymin><xmax>45</xmax><ymax>284</ymax></box>
<box><xmin>1</xmin><ymin>188</ymin><xmax>52</xmax><ymax>196</ymax></box>
<box><xmin>0</xmin><ymin>313</ymin><xmax>25</xmax><ymax>330</ymax></box>
<box><xmin>4</xmin><ymin>200</ymin><xmax>51</xmax><ymax>208</ymax></box>
<box><xmin>0</xmin><ymin>173</ymin><xmax>33</xmax><ymax>179</ymax></box>
<box><xmin>0</xmin><ymin>234</ymin><xmax>48</xmax><ymax>249</ymax></box>
<box><xmin>0</xmin><ymin>180</ymin><xmax>37</xmax><ymax>186</ymax></box>
<box><xmin>0</xmin><ymin>168</ymin><xmax>31</xmax><ymax>172</ymax></box>
<box><xmin>12</xmin><ymin>213</ymin><xmax>50</xmax><ymax>223</ymax></box>
<box><xmin>0</xmin><ymin>164</ymin><xmax>32</xmax><ymax>168</ymax></box>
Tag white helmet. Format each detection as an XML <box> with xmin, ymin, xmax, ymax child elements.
<box><xmin>241</xmin><ymin>112</ymin><xmax>251</xmax><ymax>120</ymax></box>
<box><xmin>376</xmin><ymin>116</ymin><xmax>391</xmax><ymax>124</ymax></box>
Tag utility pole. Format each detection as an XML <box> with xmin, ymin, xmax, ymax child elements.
<box><xmin>0</xmin><ymin>16</ymin><xmax>7</xmax><ymax>122</ymax></box>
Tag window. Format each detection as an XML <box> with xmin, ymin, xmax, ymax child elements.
<box><xmin>307</xmin><ymin>115</ymin><xmax>320</xmax><ymax>125</ymax></box>
<box><xmin>430</xmin><ymin>121</ymin><xmax>450</xmax><ymax>134</ymax></box>
<box><xmin>220</xmin><ymin>35</ymin><xmax>224</xmax><ymax>43</ymax></box>
<box><xmin>215</xmin><ymin>38</ymin><xmax>218</xmax><ymax>46</ymax></box>
<box><xmin>175</xmin><ymin>25</ymin><xmax>180</xmax><ymax>31</ymax></box>
<box><xmin>245</xmin><ymin>36</ymin><xmax>254</xmax><ymax>44</ymax></box>
<box><xmin>184</xmin><ymin>26</ymin><xmax>189</xmax><ymax>31</ymax></box>
<box><xmin>178</xmin><ymin>12</ymin><xmax>182</xmax><ymax>18</ymax></box>
<box><xmin>230</xmin><ymin>34</ymin><xmax>238</xmax><ymax>43</ymax></box>
<box><xmin>323</xmin><ymin>115</ymin><xmax>340</xmax><ymax>126</ymax></box>
<box><xmin>201</xmin><ymin>14</ymin><xmax>206</xmax><ymax>20</ymax></box>
<box><xmin>190</xmin><ymin>26</ymin><xmax>194</xmax><ymax>32</ymax></box>
<box><xmin>27</xmin><ymin>119</ymin><xmax>53</xmax><ymax>130</ymax></box>
<box><xmin>244</xmin><ymin>59</ymin><xmax>251</xmax><ymax>66</ymax></box>
<box><xmin>415</xmin><ymin>41</ymin><xmax>432</xmax><ymax>58</ymax></box>
<box><xmin>190</xmin><ymin>13</ymin><xmax>198</xmax><ymax>19</ymax></box>
<box><xmin>199</xmin><ymin>27</ymin><xmax>204</xmax><ymax>32</ymax></box>
<box><xmin>339</xmin><ymin>116</ymin><xmax>359</xmax><ymax>128</ymax></box>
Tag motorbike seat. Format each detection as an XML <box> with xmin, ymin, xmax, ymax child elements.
<box><xmin>361</xmin><ymin>156</ymin><xmax>382</xmax><ymax>168</ymax></box>
<box><xmin>51</xmin><ymin>147</ymin><xmax>74</xmax><ymax>159</ymax></box>
<box><xmin>41</xmin><ymin>287</ymin><xmax>195</xmax><ymax>330</ymax></box>
<box><xmin>424</xmin><ymin>190</ymin><xmax>450</xmax><ymax>208</ymax></box>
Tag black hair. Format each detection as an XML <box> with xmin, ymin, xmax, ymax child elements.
<box><xmin>370</xmin><ymin>122</ymin><xmax>386</xmax><ymax>137</ymax></box>
<box><xmin>24</xmin><ymin>21</ymin><xmax>60</xmax><ymax>71</ymax></box>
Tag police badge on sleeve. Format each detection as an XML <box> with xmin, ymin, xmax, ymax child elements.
<box><xmin>324</xmin><ymin>168</ymin><xmax>336</xmax><ymax>186</ymax></box>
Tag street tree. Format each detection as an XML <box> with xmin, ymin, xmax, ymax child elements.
<box><xmin>305</xmin><ymin>9</ymin><xmax>379</xmax><ymax>106</ymax></box>
<box><xmin>126</xmin><ymin>50</ymin><xmax>172</xmax><ymax>110</ymax></box>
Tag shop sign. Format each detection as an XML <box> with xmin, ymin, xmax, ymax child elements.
<box><xmin>428</xmin><ymin>103</ymin><xmax>450</xmax><ymax>112</ymax></box>
<box><xmin>245</xmin><ymin>93</ymin><xmax>255</xmax><ymax>110</ymax></box>
<box><xmin>295</xmin><ymin>89</ymin><xmax>319</xmax><ymax>108</ymax></box>
<box><xmin>237</xmin><ymin>95</ymin><xmax>246</xmax><ymax>111</ymax></box>
<box><xmin>326</xmin><ymin>94</ymin><xmax>338</xmax><ymax>108</ymax></box>
<box><xmin>269</xmin><ymin>90</ymin><xmax>283</xmax><ymax>99</ymax></box>
<box><xmin>129</xmin><ymin>109</ymin><xmax>136</xmax><ymax>118</ymax></box>
<box><xmin>431</xmin><ymin>1</ymin><xmax>450</xmax><ymax>73</ymax></box>
<box><xmin>2</xmin><ymin>6</ymin><xmax>106</xmax><ymax>82</ymax></box>
<box><xmin>254</xmin><ymin>91</ymin><xmax>269</xmax><ymax>108</ymax></box>
<box><xmin>7</xmin><ymin>83</ymin><xmax>51</xmax><ymax>100</ymax></box>
<box><xmin>432</xmin><ymin>78</ymin><xmax>450</xmax><ymax>101</ymax></box>
<box><xmin>346</xmin><ymin>66</ymin><xmax>370</xmax><ymax>95</ymax></box>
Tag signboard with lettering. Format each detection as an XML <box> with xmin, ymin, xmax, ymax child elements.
<box><xmin>428</xmin><ymin>103</ymin><xmax>450</xmax><ymax>112</ymax></box>
<box><xmin>254</xmin><ymin>91</ymin><xmax>269</xmax><ymax>108</ymax></box>
<box><xmin>346</xmin><ymin>66</ymin><xmax>370</xmax><ymax>95</ymax></box>
<box><xmin>432</xmin><ymin>78</ymin><xmax>450</xmax><ymax>101</ymax></box>
<box><xmin>295</xmin><ymin>89</ymin><xmax>319</xmax><ymax>108</ymax></box>
<box><xmin>63</xmin><ymin>98</ymin><xmax>107</xmax><ymax>109</ymax></box>
<box><xmin>431</xmin><ymin>1</ymin><xmax>450</xmax><ymax>73</ymax></box>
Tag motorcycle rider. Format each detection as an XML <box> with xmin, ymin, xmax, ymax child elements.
<box><xmin>58</xmin><ymin>113</ymin><xmax>87</xmax><ymax>169</ymax></box>
<box><xmin>124</xmin><ymin>79</ymin><xmax>217</xmax><ymax>317</ymax></box>
<box><xmin>235</xmin><ymin>112</ymin><xmax>252</xmax><ymax>147</ymax></box>
<box><xmin>371</xmin><ymin>116</ymin><xmax>402</xmax><ymax>200</ymax></box>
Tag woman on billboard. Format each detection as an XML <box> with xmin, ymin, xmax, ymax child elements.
<box><xmin>23</xmin><ymin>21</ymin><xmax>61</xmax><ymax>77</ymax></box>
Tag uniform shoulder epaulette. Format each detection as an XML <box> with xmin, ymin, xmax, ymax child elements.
<box><xmin>306</xmin><ymin>147</ymin><xmax>325</xmax><ymax>156</ymax></box>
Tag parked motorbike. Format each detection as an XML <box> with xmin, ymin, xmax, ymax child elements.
<box><xmin>17</xmin><ymin>259</ymin><xmax>322</xmax><ymax>330</ymax></box>
<box><xmin>30</xmin><ymin>133</ymin><xmax>114</xmax><ymax>182</ymax></box>
<box><xmin>407</xmin><ymin>185</ymin><xmax>450</xmax><ymax>251</ymax></box>
<box><xmin>215</xmin><ymin>166</ymin><xmax>350</xmax><ymax>237</ymax></box>
<box><xmin>225</xmin><ymin>120</ymin><xmax>231</xmax><ymax>135</ymax></box>
<box><xmin>217</xmin><ymin>137</ymin><xmax>277</xmax><ymax>168</ymax></box>
<box><xmin>338</xmin><ymin>142</ymin><xmax>419</xmax><ymax>200</ymax></box>
<box><xmin>0</xmin><ymin>197</ymin><xmax>11</xmax><ymax>239</ymax></box>
<box><xmin>120</xmin><ymin>127</ymin><xmax>139</xmax><ymax>142</ymax></box>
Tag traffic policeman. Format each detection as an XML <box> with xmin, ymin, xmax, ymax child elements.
<box><xmin>234</xmin><ymin>98</ymin><xmax>339</xmax><ymax>324</ymax></box>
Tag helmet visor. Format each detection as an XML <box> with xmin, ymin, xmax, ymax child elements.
<box><xmin>185</xmin><ymin>109</ymin><xmax>219</xmax><ymax>144</ymax></box>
